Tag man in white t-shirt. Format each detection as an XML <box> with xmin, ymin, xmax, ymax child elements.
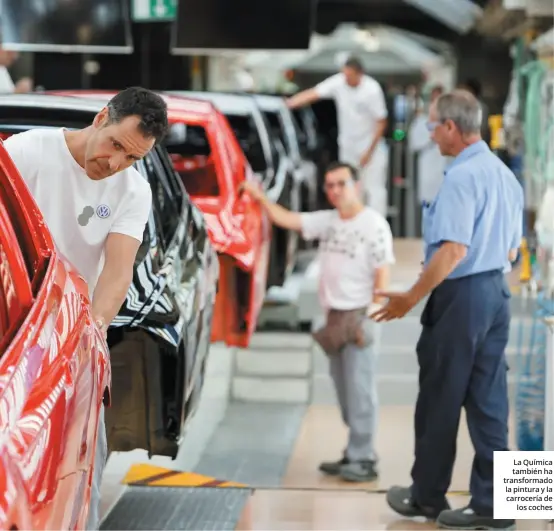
<box><xmin>286</xmin><ymin>56</ymin><xmax>389</xmax><ymax>217</ymax></box>
<box><xmin>0</xmin><ymin>47</ymin><xmax>33</xmax><ymax>93</ymax></box>
<box><xmin>408</xmin><ymin>85</ymin><xmax>447</xmax><ymax>207</ymax></box>
<box><xmin>241</xmin><ymin>161</ymin><xmax>395</xmax><ymax>482</ymax></box>
<box><xmin>3</xmin><ymin>87</ymin><xmax>168</xmax><ymax>529</ymax></box>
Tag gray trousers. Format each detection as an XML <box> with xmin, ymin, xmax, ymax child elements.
<box><xmin>328</xmin><ymin>318</ymin><xmax>380</xmax><ymax>462</ymax></box>
<box><xmin>86</xmin><ymin>405</ymin><xmax>108</xmax><ymax>530</ymax></box>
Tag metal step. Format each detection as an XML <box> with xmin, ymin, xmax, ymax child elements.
<box><xmin>100</xmin><ymin>487</ymin><xmax>251</xmax><ymax>530</ymax></box>
<box><xmin>311</xmin><ymin>373</ymin><xmax>520</xmax><ymax>407</ymax></box>
<box><xmin>235</xmin><ymin>348</ymin><xmax>311</xmax><ymax>378</ymax></box>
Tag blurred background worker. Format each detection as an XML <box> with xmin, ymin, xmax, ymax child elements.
<box><xmin>285</xmin><ymin>56</ymin><xmax>389</xmax><ymax>217</ymax></box>
<box><xmin>240</xmin><ymin>161</ymin><xmax>395</xmax><ymax>483</ymax></box>
<box><xmin>408</xmin><ymin>84</ymin><xmax>447</xmax><ymax>211</ymax></box>
<box><xmin>371</xmin><ymin>89</ymin><xmax>523</xmax><ymax>531</ymax></box>
<box><xmin>0</xmin><ymin>45</ymin><xmax>33</xmax><ymax>93</ymax></box>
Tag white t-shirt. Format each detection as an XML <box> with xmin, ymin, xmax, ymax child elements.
<box><xmin>3</xmin><ymin>128</ymin><xmax>152</xmax><ymax>297</ymax></box>
<box><xmin>408</xmin><ymin>114</ymin><xmax>446</xmax><ymax>204</ymax></box>
<box><xmin>315</xmin><ymin>73</ymin><xmax>388</xmax><ymax>160</ymax></box>
<box><xmin>301</xmin><ymin>207</ymin><xmax>395</xmax><ymax>310</ymax></box>
<box><xmin>0</xmin><ymin>67</ymin><xmax>15</xmax><ymax>93</ymax></box>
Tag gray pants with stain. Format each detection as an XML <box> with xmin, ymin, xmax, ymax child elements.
<box><xmin>328</xmin><ymin>318</ymin><xmax>380</xmax><ymax>462</ymax></box>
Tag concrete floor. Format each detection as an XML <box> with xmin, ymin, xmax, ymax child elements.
<box><xmin>99</xmin><ymin>239</ymin><xmax>548</xmax><ymax>530</ymax></box>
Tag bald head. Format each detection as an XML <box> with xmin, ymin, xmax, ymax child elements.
<box><xmin>434</xmin><ymin>89</ymin><xmax>482</xmax><ymax>135</ymax></box>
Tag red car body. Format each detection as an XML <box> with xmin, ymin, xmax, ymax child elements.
<box><xmin>50</xmin><ymin>90</ymin><xmax>271</xmax><ymax>348</ymax></box>
<box><xmin>0</xmin><ymin>139</ymin><xmax>111</xmax><ymax>529</ymax></box>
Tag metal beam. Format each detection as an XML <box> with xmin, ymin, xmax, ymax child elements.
<box><xmin>315</xmin><ymin>1</ymin><xmax>461</xmax><ymax>40</ymax></box>
<box><xmin>403</xmin><ymin>0</ymin><xmax>483</xmax><ymax>33</ymax></box>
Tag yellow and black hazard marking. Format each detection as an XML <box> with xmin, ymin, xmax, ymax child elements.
<box><xmin>122</xmin><ymin>463</ymin><xmax>249</xmax><ymax>489</ymax></box>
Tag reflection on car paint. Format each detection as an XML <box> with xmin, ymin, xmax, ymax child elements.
<box><xmin>0</xmin><ymin>135</ymin><xmax>111</xmax><ymax>529</ymax></box>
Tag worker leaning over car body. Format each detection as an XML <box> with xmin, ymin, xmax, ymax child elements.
<box><xmin>3</xmin><ymin>87</ymin><xmax>169</xmax><ymax>530</ymax></box>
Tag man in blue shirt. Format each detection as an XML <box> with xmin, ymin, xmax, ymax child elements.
<box><xmin>371</xmin><ymin>89</ymin><xmax>523</xmax><ymax>530</ymax></box>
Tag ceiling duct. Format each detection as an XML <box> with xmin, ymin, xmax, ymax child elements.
<box><xmin>403</xmin><ymin>0</ymin><xmax>484</xmax><ymax>33</ymax></box>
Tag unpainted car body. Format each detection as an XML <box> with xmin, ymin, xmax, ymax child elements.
<box><xmin>0</xmin><ymin>93</ymin><xmax>219</xmax><ymax>460</ymax></box>
<box><xmin>0</xmin><ymin>134</ymin><xmax>110</xmax><ymax>529</ymax></box>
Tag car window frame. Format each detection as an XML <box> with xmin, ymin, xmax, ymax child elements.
<box><xmin>164</xmin><ymin>121</ymin><xmax>222</xmax><ymax>198</ymax></box>
<box><xmin>137</xmin><ymin>149</ymin><xmax>181</xmax><ymax>254</ymax></box>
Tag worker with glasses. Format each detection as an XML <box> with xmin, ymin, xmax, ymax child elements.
<box><xmin>240</xmin><ymin>161</ymin><xmax>395</xmax><ymax>483</ymax></box>
<box><xmin>371</xmin><ymin>89</ymin><xmax>523</xmax><ymax>531</ymax></box>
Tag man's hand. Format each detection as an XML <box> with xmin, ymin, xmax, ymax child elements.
<box><xmin>239</xmin><ymin>181</ymin><xmax>265</xmax><ymax>202</ymax></box>
<box><xmin>14</xmin><ymin>77</ymin><xmax>33</xmax><ymax>93</ymax></box>
<box><xmin>94</xmin><ymin>316</ymin><xmax>109</xmax><ymax>340</ymax></box>
<box><xmin>369</xmin><ymin>290</ymin><xmax>419</xmax><ymax>322</ymax></box>
<box><xmin>360</xmin><ymin>149</ymin><xmax>374</xmax><ymax>168</ymax></box>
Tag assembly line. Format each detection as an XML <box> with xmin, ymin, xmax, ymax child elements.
<box><xmin>0</xmin><ymin>0</ymin><xmax>554</xmax><ymax>529</ymax></box>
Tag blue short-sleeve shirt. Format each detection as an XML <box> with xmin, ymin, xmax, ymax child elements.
<box><xmin>423</xmin><ymin>141</ymin><xmax>524</xmax><ymax>279</ymax></box>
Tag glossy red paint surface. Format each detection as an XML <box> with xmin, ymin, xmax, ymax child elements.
<box><xmin>0</xmin><ymin>140</ymin><xmax>111</xmax><ymax>530</ymax></box>
<box><xmin>50</xmin><ymin>90</ymin><xmax>271</xmax><ymax>348</ymax></box>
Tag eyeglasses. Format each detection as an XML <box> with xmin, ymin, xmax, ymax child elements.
<box><xmin>425</xmin><ymin>121</ymin><xmax>441</xmax><ymax>132</ymax></box>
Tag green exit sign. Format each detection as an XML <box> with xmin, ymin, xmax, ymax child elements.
<box><xmin>132</xmin><ymin>0</ymin><xmax>177</xmax><ymax>22</ymax></box>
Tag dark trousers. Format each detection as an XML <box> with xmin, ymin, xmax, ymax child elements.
<box><xmin>410</xmin><ymin>269</ymin><xmax>510</xmax><ymax>517</ymax></box>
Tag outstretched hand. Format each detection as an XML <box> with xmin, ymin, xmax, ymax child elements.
<box><xmin>369</xmin><ymin>291</ymin><xmax>418</xmax><ymax>322</ymax></box>
<box><xmin>239</xmin><ymin>181</ymin><xmax>264</xmax><ymax>202</ymax></box>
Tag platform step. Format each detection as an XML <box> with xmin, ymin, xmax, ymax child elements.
<box><xmin>311</xmin><ymin>373</ymin><xmax>519</xmax><ymax>406</ymax></box>
<box><xmin>248</xmin><ymin>332</ymin><xmax>313</xmax><ymax>350</ymax></box>
<box><xmin>235</xmin><ymin>348</ymin><xmax>311</xmax><ymax>378</ymax></box>
<box><xmin>312</xmin><ymin>344</ymin><xmax>519</xmax><ymax>376</ymax></box>
<box><xmin>377</xmin><ymin>316</ymin><xmax>526</xmax><ymax>350</ymax></box>
<box><xmin>232</xmin><ymin>376</ymin><xmax>310</xmax><ymax>404</ymax></box>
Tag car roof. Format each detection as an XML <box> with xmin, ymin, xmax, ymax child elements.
<box><xmin>0</xmin><ymin>93</ymin><xmax>107</xmax><ymax>113</ymax></box>
<box><xmin>251</xmin><ymin>94</ymin><xmax>286</xmax><ymax>112</ymax></box>
<box><xmin>47</xmin><ymin>90</ymin><xmax>218</xmax><ymax>121</ymax></box>
<box><xmin>171</xmin><ymin>91</ymin><xmax>259</xmax><ymax>116</ymax></box>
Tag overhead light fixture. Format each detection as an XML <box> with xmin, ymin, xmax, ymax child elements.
<box><xmin>353</xmin><ymin>29</ymin><xmax>380</xmax><ymax>52</ymax></box>
<box><xmin>334</xmin><ymin>51</ymin><xmax>350</xmax><ymax>67</ymax></box>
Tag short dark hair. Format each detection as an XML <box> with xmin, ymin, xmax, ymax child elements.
<box><xmin>106</xmin><ymin>87</ymin><xmax>169</xmax><ymax>144</ymax></box>
<box><xmin>344</xmin><ymin>56</ymin><xmax>364</xmax><ymax>73</ymax></box>
<box><xmin>325</xmin><ymin>161</ymin><xmax>359</xmax><ymax>181</ymax></box>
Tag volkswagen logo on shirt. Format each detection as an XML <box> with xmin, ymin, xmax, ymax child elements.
<box><xmin>96</xmin><ymin>204</ymin><xmax>111</xmax><ymax>219</ymax></box>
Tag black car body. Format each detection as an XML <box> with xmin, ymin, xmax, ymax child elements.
<box><xmin>0</xmin><ymin>94</ymin><xmax>220</xmax><ymax>459</ymax></box>
<box><xmin>252</xmin><ymin>94</ymin><xmax>318</xmax><ymax>214</ymax></box>
<box><xmin>170</xmin><ymin>90</ymin><xmax>299</xmax><ymax>288</ymax></box>
<box><xmin>291</xmin><ymin>104</ymin><xmax>331</xmax><ymax>209</ymax></box>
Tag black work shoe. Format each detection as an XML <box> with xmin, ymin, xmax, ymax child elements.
<box><xmin>437</xmin><ymin>506</ymin><xmax>516</xmax><ymax>530</ymax></box>
<box><xmin>339</xmin><ymin>460</ymin><xmax>378</xmax><ymax>482</ymax></box>
<box><xmin>319</xmin><ymin>456</ymin><xmax>349</xmax><ymax>475</ymax></box>
<box><xmin>386</xmin><ymin>486</ymin><xmax>450</xmax><ymax>520</ymax></box>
